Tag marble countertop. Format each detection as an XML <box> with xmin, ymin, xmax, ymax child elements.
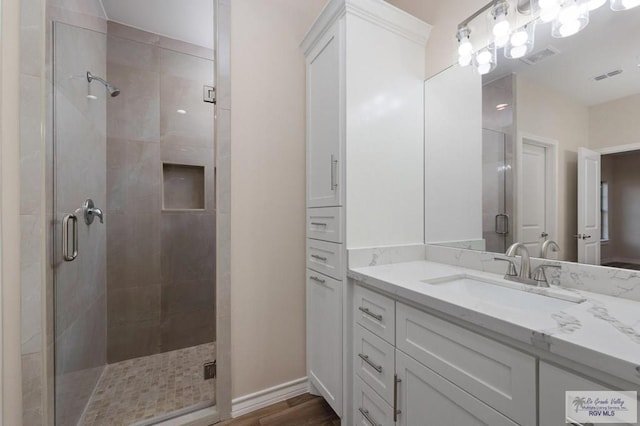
<box><xmin>348</xmin><ymin>260</ymin><xmax>640</xmax><ymax>387</ymax></box>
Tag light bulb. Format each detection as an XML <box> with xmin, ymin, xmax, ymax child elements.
<box><xmin>558</xmin><ymin>3</ymin><xmax>580</xmax><ymax>24</ymax></box>
<box><xmin>458</xmin><ymin>39</ymin><xmax>473</xmax><ymax>56</ymax></box>
<box><xmin>540</xmin><ymin>5</ymin><xmax>560</xmax><ymax>21</ymax></box>
<box><xmin>621</xmin><ymin>0</ymin><xmax>640</xmax><ymax>8</ymax></box>
<box><xmin>458</xmin><ymin>54</ymin><xmax>472</xmax><ymax>67</ymax></box>
<box><xmin>493</xmin><ymin>15</ymin><xmax>511</xmax><ymax>37</ymax></box>
<box><xmin>559</xmin><ymin>19</ymin><xmax>581</xmax><ymax>36</ymax></box>
<box><xmin>538</xmin><ymin>0</ymin><xmax>558</xmax><ymax>8</ymax></box>
<box><xmin>477</xmin><ymin>50</ymin><xmax>492</xmax><ymax>65</ymax></box>
<box><xmin>510</xmin><ymin>45</ymin><xmax>528</xmax><ymax>58</ymax></box>
<box><xmin>494</xmin><ymin>34</ymin><xmax>509</xmax><ymax>47</ymax></box>
<box><xmin>586</xmin><ymin>0</ymin><xmax>606</xmax><ymax>10</ymax></box>
<box><xmin>510</xmin><ymin>30</ymin><xmax>528</xmax><ymax>47</ymax></box>
<box><xmin>478</xmin><ymin>63</ymin><xmax>492</xmax><ymax>75</ymax></box>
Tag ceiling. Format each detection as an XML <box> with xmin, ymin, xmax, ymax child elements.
<box><xmin>101</xmin><ymin>0</ymin><xmax>215</xmax><ymax>49</ymax></box>
<box><xmin>487</xmin><ymin>5</ymin><xmax>640</xmax><ymax>106</ymax></box>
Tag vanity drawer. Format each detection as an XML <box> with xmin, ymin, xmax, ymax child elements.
<box><xmin>354</xmin><ymin>284</ymin><xmax>395</xmax><ymax>344</ymax></box>
<box><xmin>307</xmin><ymin>207</ymin><xmax>343</xmax><ymax>243</ymax></box>
<box><xmin>354</xmin><ymin>324</ymin><xmax>395</xmax><ymax>405</ymax></box>
<box><xmin>307</xmin><ymin>239</ymin><xmax>343</xmax><ymax>280</ymax></box>
<box><xmin>354</xmin><ymin>375</ymin><xmax>394</xmax><ymax>426</ymax></box>
<box><xmin>396</xmin><ymin>302</ymin><xmax>536</xmax><ymax>426</ymax></box>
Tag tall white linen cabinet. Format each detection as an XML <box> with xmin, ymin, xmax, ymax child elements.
<box><xmin>301</xmin><ymin>0</ymin><xmax>431</xmax><ymax>422</ymax></box>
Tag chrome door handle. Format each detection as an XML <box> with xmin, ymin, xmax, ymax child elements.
<box><xmin>541</xmin><ymin>231</ymin><xmax>549</xmax><ymax>238</ymax></box>
<box><xmin>62</xmin><ymin>214</ymin><xmax>78</xmax><ymax>261</ymax></box>
<box><xmin>573</xmin><ymin>233</ymin><xmax>592</xmax><ymax>240</ymax></box>
<box><xmin>330</xmin><ymin>155</ymin><xmax>338</xmax><ymax>191</ymax></box>
<box><xmin>310</xmin><ymin>254</ymin><xmax>327</xmax><ymax>261</ymax></box>
<box><xmin>309</xmin><ymin>275</ymin><xmax>326</xmax><ymax>284</ymax></box>
<box><xmin>394</xmin><ymin>374</ymin><xmax>402</xmax><ymax>422</ymax></box>
<box><xmin>358</xmin><ymin>408</ymin><xmax>381</xmax><ymax>426</ymax></box>
<box><xmin>495</xmin><ymin>213</ymin><xmax>508</xmax><ymax>235</ymax></box>
<box><xmin>358</xmin><ymin>353</ymin><xmax>383</xmax><ymax>373</ymax></box>
<box><xmin>358</xmin><ymin>306</ymin><xmax>382</xmax><ymax>321</ymax></box>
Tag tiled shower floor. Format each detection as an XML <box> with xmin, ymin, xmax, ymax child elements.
<box><xmin>80</xmin><ymin>342</ymin><xmax>215</xmax><ymax>426</ymax></box>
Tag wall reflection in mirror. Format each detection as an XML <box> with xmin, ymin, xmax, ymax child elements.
<box><xmin>425</xmin><ymin>3</ymin><xmax>640</xmax><ymax>271</ymax></box>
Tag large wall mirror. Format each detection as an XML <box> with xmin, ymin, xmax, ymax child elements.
<box><xmin>425</xmin><ymin>1</ymin><xmax>640</xmax><ymax>270</ymax></box>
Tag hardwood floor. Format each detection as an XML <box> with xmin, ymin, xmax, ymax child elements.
<box><xmin>217</xmin><ymin>393</ymin><xmax>340</xmax><ymax>426</ymax></box>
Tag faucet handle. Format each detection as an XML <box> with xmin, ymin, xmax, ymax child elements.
<box><xmin>532</xmin><ymin>264</ymin><xmax>561</xmax><ymax>287</ymax></box>
<box><xmin>494</xmin><ymin>257</ymin><xmax>518</xmax><ymax>277</ymax></box>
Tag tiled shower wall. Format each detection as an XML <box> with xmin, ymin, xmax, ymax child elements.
<box><xmin>106</xmin><ymin>22</ymin><xmax>216</xmax><ymax>363</ymax></box>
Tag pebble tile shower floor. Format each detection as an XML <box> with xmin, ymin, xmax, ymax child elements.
<box><xmin>80</xmin><ymin>342</ymin><xmax>215</xmax><ymax>425</ymax></box>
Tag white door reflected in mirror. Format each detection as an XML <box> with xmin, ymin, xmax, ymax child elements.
<box><xmin>577</xmin><ymin>147</ymin><xmax>602</xmax><ymax>265</ymax></box>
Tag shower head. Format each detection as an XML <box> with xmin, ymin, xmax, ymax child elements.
<box><xmin>87</xmin><ymin>71</ymin><xmax>120</xmax><ymax>97</ymax></box>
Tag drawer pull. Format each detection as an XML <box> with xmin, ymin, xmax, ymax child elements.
<box><xmin>311</xmin><ymin>222</ymin><xmax>327</xmax><ymax>227</ymax></box>
<box><xmin>311</xmin><ymin>254</ymin><xmax>328</xmax><ymax>261</ymax></box>
<box><xmin>358</xmin><ymin>306</ymin><xmax>383</xmax><ymax>321</ymax></box>
<box><xmin>358</xmin><ymin>408</ymin><xmax>381</xmax><ymax>426</ymax></box>
<box><xmin>394</xmin><ymin>374</ymin><xmax>402</xmax><ymax>422</ymax></box>
<box><xmin>309</xmin><ymin>275</ymin><xmax>326</xmax><ymax>284</ymax></box>
<box><xmin>358</xmin><ymin>353</ymin><xmax>383</xmax><ymax>373</ymax></box>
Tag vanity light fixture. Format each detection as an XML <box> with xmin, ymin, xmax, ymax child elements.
<box><xmin>610</xmin><ymin>0</ymin><xmax>640</xmax><ymax>10</ymax></box>
<box><xmin>491</xmin><ymin>1</ymin><xmax>511</xmax><ymax>47</ymax></box>
<box><xmin>538</xmin><ymin>0</ymin><xmax>562</xmax><ymax>23</ymax></box>
<box><xmin>457</xmin><ymin>26</ymin><xmax>474</xmax><ymax>67</ymax></box>
<box><xmin>505</xmin><ymin>23</ymin><xmax>536</xmax><ymax>58</ymax></box>
<box><xmin>552</xmin><ymin>0</ymin><xmax>589</xmax><ymax>38</ymax></box>
<box><xmin>455</xmin><ymin>0</ymin><xmax>637</xmax><ymax>75</ymax></box>
<box><xmin>585</xmin><ymin>0</ymin><xmax>607</xmax><ymax>10</ymax></box>
<box><xmin>475</xmin><ymin>45</ymin><xmax>497</xmax><ymax>75</ymax></box>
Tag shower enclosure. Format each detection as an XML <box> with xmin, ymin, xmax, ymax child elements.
<box><xmin>482</xmin><ymin>128</ymin><xmax>512</xmax><ymax>253</ymax></box>
<box><xmin>53</xmin><ymin>20</ymin><xmax>216</xmax><ymax>426</ymax></box>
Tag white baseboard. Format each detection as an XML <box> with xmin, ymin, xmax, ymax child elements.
<box><xmin>231</xmin><ymin>377</ymin><xmax>309</xmax><ymax>418</ymax></box>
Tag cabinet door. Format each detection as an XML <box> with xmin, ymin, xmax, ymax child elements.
<box><xmin>306</xmin><ymin>20</ymin><xmax>342</xmax><ymax>208</ymax></box>
<box><xmin>540</xmin><ymin>362</ymin><xmax>639</xmax><ymax>426</ymax></box>
<box><xmin>307</xmin><ymin>269</ymin><xmax>343</xmax><ymax>415</ymax></box>
<box><xmin>396</xmin><ymin>350</ymin><xmax>518</xmax><ymax>426</ymax></box>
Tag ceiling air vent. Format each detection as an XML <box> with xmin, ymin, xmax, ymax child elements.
<box><xmin>520</xmin><ymin>46</ymin><xmax>560</xmax><ymax>65</ymax></box>
<box><xmin>592</xmin><ymin>69</ymin><xmax>624</xmax><ymax>81</ymax></box>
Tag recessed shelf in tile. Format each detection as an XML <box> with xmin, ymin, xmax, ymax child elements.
<box><xmin>162</xmin><ymin>163</ymin><xmax>205</xmax><ymax>210</ymax></box>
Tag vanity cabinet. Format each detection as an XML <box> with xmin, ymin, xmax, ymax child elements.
<box><xmin>539</xmin><ymin>362</ymin><xmax>640</xmax><ymax>426</ymax></box>
<box><xmin>306</xmin><ymin>21</ymin><xmax>342</xmax><ymax>209</ymax></box>
<box><xmin>352</xmin><ymin>282</ymin><xmax>536</xmax><ymax>426</ymax></box>
<box><xmin>303</xmin><ymin>0</ymin><xmax>431</xmax><ymax>419</ymax></box>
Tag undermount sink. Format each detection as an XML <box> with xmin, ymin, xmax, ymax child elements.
<box><xmin>421</xmin><ymin>274</ymin><xmax>586</xmax><ymax>314</ymax></box>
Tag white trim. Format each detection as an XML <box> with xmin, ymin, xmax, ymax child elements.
<box><xmin>231</xmin><ymin>377</ymin><xmax>309</xmax><ymax>418</ymax></box>
<box><xmin>596</xmin><ymin>142</ymin><xmax>640</xmax><ymax>155</ymax></box>
<box><xmin>301</xmin><ymin>0</ymin><xmax>431</xmax><ymax>54</ymax></box>
<box><xmin>516</xmin><ymin>133</ymin><xmax>559</xmax><ymax>249</ymax></box>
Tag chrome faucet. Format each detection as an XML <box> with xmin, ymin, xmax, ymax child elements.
<box><xmin>505</xmin><ymin>242</ymin><xmax>532</xmax><ymax>280</ymax></box>
<box><xmin>541</xmin><ymin>240</ymin><xmax>560</xmax><ymax>259</ymax></box>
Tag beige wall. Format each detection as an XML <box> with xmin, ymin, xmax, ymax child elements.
<box><xmin>516</xmin><ymin>75</ymin><xmax>590</xmax><ymax>262</ymax></box>
<box><xmin>589</xmin><ymin>94</ymin><xmax>640</xmax><ymax>150</ymax></box>
<box><xmin>2</xmin><ymin>0</ymin><xmax>24</xmax><ymax>423</ymax></box>
<box><xmin>387</xmin><ymin>0</ymin><xmax>488</xmax><ymax>78</ymax></box>
<box><xmin>229</xmin><ymin>0</ymin><xmax>327</xmax><ymax>399</ymax></box>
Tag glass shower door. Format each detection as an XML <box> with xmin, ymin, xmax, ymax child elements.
<box><xmin>53</xmin><ymin>21</ymin><xmax>108</xmax><ymax>426</ymax></box>
<box><xmin>482</xmin><ymin>128</ymin><xmax>510</xmax><ymax>253</ymax></box>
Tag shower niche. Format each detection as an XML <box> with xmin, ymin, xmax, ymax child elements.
<box><xmin>163</xmin><ymin>163</ymin><xmax>206</xmax><ymax>210</ymax></box>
